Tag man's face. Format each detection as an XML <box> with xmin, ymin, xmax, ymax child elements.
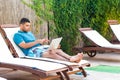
<box><xmin>21</xmin><ymin>22</ymin><xmax>31</xmax><ymax>32</ymax></box>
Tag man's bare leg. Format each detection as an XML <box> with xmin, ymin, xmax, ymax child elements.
<box><xmin>52</xmin><ymin>49</ymin><xmax>83</xmax><ymax>63</ymax></box>
<box><xmin>42</xmin><ymin>50</ymin><xmax>68</xmax><ymax>61</ymax></box>
<box><xmin>54</xmin><ymin>49</ymin><xmax>71</xmax><ymax>60</ymax></box>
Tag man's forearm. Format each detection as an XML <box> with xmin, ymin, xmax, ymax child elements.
<box><xmin>19</xmin><ymin>41</ymin><xmax>39</xmax><ymax>49</ymax></box>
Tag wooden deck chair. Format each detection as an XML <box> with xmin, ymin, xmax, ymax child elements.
<box><xmin>0</xmin><ymin>24</ymin><xmax>90</xmax><ymax>66</ymax></box>
<box><xmin>0</xmin><ymin>31</ymin><xmax>90</xmax><ymax>80</ymax></box>
<box><xmin>109</xmin><ymin>24</ymin><xmax>120</xmax><ymax>43</ymax></box>
<box><xmin>79</xmin><ymin>28</ymin><xmax>120</xmax><ymax>57</ymax></box>
<box><xmin>107</xmin><ymin>20</ymin><xmax>120</xmax><ymax>43</ymax></box>
<box><xmin>0</xmin><ymin>24</ymin><xmax>90</xmax><ymax>79</ymax></box>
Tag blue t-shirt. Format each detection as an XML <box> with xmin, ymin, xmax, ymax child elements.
<box><xmin>13</xmin><ymin>30</ymin><xmax>40</xmax><ymax>56</ymax></box>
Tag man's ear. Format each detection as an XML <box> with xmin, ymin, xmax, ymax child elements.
<box><xmin>20</xmin><ymin>24</ymin><xmax>24</xmax><ymax>28</ymax></box>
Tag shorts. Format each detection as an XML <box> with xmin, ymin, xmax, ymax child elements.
<box><xmin>27</xmin><ymin>46</ymin><xmax>49</xmax><ymax>57</ymax></box>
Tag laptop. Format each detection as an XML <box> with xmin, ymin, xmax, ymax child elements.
<box><xmin>36</xmin><ymin>37</ymin><xmax>63</xmax><ymax>50</ymax></box>
<box><xmin>49</xmin><ymin>37</ymin><xmax>63</xmax><ymax>50</ymax></box>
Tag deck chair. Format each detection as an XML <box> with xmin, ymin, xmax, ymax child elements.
<box><xmin>0</xmin><ymin>31</ymin><xmax>89</xmax><ymax>80</ymax></box>
<box><xmin>79</xmin><ymin>28</ymin><xmax>120</xmax><ymax>57</ymax></box>
<box><xmin>109</xmin><ymin>24</ymin><xmax>120</xmax><ymax>43</ymax></box>
<box><xmin>0</xmin><ymin>24</ymin><xmax>90</xmax><ymax>79</ymax></box>
<box><xmin>0</xmin><ymin>31</ymin><xmax>84</xmax><ymax>80</ymax></box>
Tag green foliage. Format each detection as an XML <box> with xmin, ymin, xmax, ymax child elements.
<box><xmin>22</xmin><ymin>0</ymin><xmax>53</xmax><ymax>22</ymax></box>
<box><xmin>81</xmin><ymin>0</ymin><xmax>109</xmax><ymax>37</ymax></box>
<box><xmin>80</xmin><ymin>0</ymin><xmax>120</xmax><ymax>39</ymax></box>
<box><xmin>107</xmin><ymin>0</ymin><xmax>120</xmax><ymax>20</ymax></box>
<box><xmin>23</xmin><ymin>0</ymin><xmax>120</xmax><ymax>55</ymax></box>
<box><xmin>53</xmin><ymin>0</ymin><xmax>81</xmax><ymax>55</ymax></box>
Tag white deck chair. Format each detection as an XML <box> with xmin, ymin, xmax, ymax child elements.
<box><xmin>0</xmin><ymin>24</ymin><xmax>90</xmax><ymax>65</ymax></box>
<box><xmin>80</xmin><ymin>29</ymin><xmax>120</xmax><ymax>57</ymax></box>
<box><xmin>110</xmin><ymin>24</ymin><xmax>120</xmax><ymax>42</ymax></box>
<box><xmin>0</xmin><ymin>31</ymin><xmax>81</xmax><ymax>80</ymax></box>
<box><xmin>82</xmin><ymin>30</ymin><xmax>120</xmax><ymax>49</ymax></box>
<box><xmin>0</xmin><ymin>31</ymin><xmax>89</xmax><ymax>80</ymax></box>
<box><xmin>0</xmin><ymin>24</ymin><xmax>89</xmax><ymax>62</ymax></box>
<box><xmin>0</xmin><ymin>24</ymin><xmax>90</xmax><ymax>79</ymax></box>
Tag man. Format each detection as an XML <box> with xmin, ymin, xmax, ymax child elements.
<box><xmin>13</xmin><ymin>18</ymin><xmax>83</xmax><ymax>63</ymax></box>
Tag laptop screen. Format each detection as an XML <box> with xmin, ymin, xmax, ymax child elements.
<box><xmin>49</xmin><ymin>37</ymin><xmax>63</xmax><ymax>49</ymax></box>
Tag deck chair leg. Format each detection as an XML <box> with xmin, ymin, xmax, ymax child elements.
<box><xmin>56</xmin><ymin>72</ymin><xmax>65</xmax><ymax>80</ymax></box>
<box><xmin>62</xmin><ymin>70</ymin><xmax>70</xmax><ymax>80</ymax></box>
<box><xmin>79</xmin><ymin>67</ymin><xmax>87</xmax><ymax>77</ymax></box>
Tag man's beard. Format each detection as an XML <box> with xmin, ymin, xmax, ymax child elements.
<box><xmin>22</xmin><ymin>30</ymin><xmax>28</xmax><ymax>33</ymax></box>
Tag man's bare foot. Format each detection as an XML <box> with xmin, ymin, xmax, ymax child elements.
<box><xmin>70</xmin><ymin>53</ymin><xmax>83</xmax><ymax>63</ymax></box>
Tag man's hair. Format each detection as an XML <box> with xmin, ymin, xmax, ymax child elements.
<box><xmin>19</xmin><ymin>18</ymin><xmax>30</xmax><ymax>24</ymax></box>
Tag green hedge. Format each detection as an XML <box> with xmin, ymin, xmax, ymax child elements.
<box><xmin>53</xmin><ymin>0</ymin><xmax>81</xmax><ymax>55</ymax></box>
<box><xmin>23</xmin><ymin>0</ymin><xmax>120</xmax><ymax>55</ymax></box>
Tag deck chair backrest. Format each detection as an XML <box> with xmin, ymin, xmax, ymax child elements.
<box><xmin>82</xmin><ymin>30</ymin><xmax>112</xmax><ymax>47</ymax></box>
<box><xmin>110</xmin><ymin>24</ymin><xmax>120</xmax><ymax>41</ymax></box>
<box><xmin>0</xmin><ymin>33</ymin><xmax>14</xmax><ymax>58</ymax></box>
<box><xmin>1</xmin><ymin>24</ymin><xmax>25</xmax><ymax>57</ymax></box>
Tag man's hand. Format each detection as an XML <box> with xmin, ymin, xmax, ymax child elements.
<box><xmin>35</xmin><ymin>39</ymin><xmax>49</xmax><ymax>44</ymax></box>
<box><xmin>42</xmin><ymin>39</ymin><xmax>49</xmax><ymax>43</ymax></box>
<box><xmin>57</xmin><ymin>44</ymin><xmax>61</xmax><ymax>49</ymax></box>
